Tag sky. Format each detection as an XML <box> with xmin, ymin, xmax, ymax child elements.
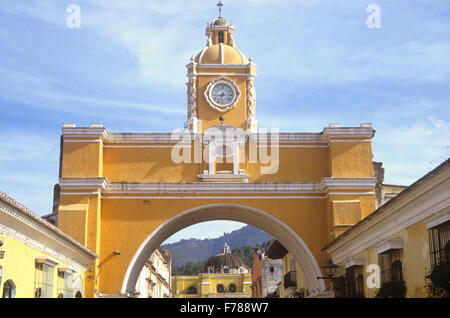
<box><xmin>0</xmin><ymin>1</ymin><xmax>449</xmax><ymax>244</ymax></box>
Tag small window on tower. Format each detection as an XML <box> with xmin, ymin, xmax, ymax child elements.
<box><xmin>218</xmin><ymin>31</ymin><xmax>224</xmax><ymax>43</ymax></box>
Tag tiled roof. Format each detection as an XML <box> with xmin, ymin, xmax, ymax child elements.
<box><xmin>0</xmin><ymin>191</ymin><xmax>98</xmax><ymax>259</ymax></box>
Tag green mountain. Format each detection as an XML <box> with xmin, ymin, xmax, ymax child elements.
<box><xmin>162</xmin><ymin>225</ymin><xmax>273</xmax><ymax>268</ymax></box>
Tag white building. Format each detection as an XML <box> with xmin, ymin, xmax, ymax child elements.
<box><xmin>135</xmin><ymin>247</ymin><xmax>172</xmax><ymax>298</ymax></box>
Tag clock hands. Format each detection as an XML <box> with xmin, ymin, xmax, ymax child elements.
<box><xmin>208</xmin><ymin>81</ymin><xmax>237</xmax><ymax>108</ymax></box>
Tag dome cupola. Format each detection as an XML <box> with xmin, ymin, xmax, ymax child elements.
<box><xmin>194</xmin><ymin>3</ymin><xmax>248</xmax><ymax>65</ymax></box>
<box><xmin>204</xmin><ymin>243</ymin><xmax>249</xmax><ymax>274</ymax></box>
<box><xmin>185</xmin><ymin>1</ymin><xmax>258</xmax><ymax>134</ymax></box>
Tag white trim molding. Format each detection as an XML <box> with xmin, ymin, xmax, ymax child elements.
<box><xmin>424</xmin><ymin>209</ymin><xmax>450</xmax><ymax>229</ymax></box>
<box><xmin>320</xmin><ymin>178</ymin><xmax>376</xmax><ymax>191</ymax></box>
<box><xmin>36</xmin><ymin>257</ymin><xmax>60</xmax><ymax>266</ymax></box>
<box><xmin>323</xmin><ymin>160</ymin><xmax>450</xmax><ymax>264</ymax></box>
<box><xmin>322</xmin><ymin>126</ymin><xmax>375</xmax><ymax>141</ymax></box>
<box><xmin>376</xmin><ymin>238</ymin><xmax>404</xmax><ymax>254</ymax></box>
<box><xmin>58</xmin><ymin>267</ymin><xmax>77</xmax><ymax>274</ymax></box>
<box><xmin>344</xmin><ymin>257</ymin><xmax>365</xmax><ymax>269</ymax></box>
<box><xmin>59</xmin><ymin>178</ymin><xmax>109</xmax><ymax>191</ymax></box>
<box><xmin>62</xmin><ymin>125</ymin><xmax>108</xmax><ymax>140</ymax></box>
<box><xmin>198</xmin><ymin>174</ymin><xmax>249</xmax><ymax>183</ymax></box>
<box><xmin>59</xmin><ymin>177</ymin><xmax>377</xmax><ymax>195</ymax></box>
<box><xmin>61</xmin><ymin>125</ymin><xmax>375</xmax><ymax>147</ymax></box>
<box><xmin>0</xmin><ymin>192</ymin><xmax>98</xmax><ymax>270</ymax></box>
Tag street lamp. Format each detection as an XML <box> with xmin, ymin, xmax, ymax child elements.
<box><xmin>317</xmin><ymin>259</ymin><xmax>339</xmax><ymax>280</ymax></box>
<box><xmin>317</xmin><ymin>260</ymin><xmax>348</xmax><ymax>298</ymax></box>
<box><xmin>321</xmin><ymin>259</ymin><xmax>339</xmax><ymax>279</ymax></box>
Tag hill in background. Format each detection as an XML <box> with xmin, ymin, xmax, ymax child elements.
<box><xmin>162</xmin><ymin>225</ymin><xmax>273</xmax><ymax>267</ymax></box>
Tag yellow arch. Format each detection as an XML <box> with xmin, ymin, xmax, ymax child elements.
<box><xmin>121</xmin><ymin>203</ymin><xmax>326</xmax><ymax>296</ymax></box>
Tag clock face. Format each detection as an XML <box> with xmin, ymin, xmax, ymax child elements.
<box><xmin>211</xmin><ymin>83</ymin><xmax>235</xmax><ymax>106</ymax></box>
<box><xmin>204</xmin><ymin>76</ymin><xmax>240</xmax><ymax>113</ymax></box>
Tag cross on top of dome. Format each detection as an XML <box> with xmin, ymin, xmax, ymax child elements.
<box><xmin>217</xmin><ymin>1</ymin><xmax>224</xmax><ymax>18</ymax></box>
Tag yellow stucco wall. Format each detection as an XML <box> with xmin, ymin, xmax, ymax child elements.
<box><xmin>196</xmin><ymin>74</ymin><xmax>248</xmax><ymax>132</ymax></box>
<box><xmin>58</xmin><ymin>133</ymin><xmax>376</xmax><ymax>296</ymax></box>
<box><xmin>100</xmin><ymin>143</ymin><xmax>373</xmax><ymax>183</ymax></box>
<box><xmin>57</xmin><ymin>17</ymin><xmax>376</xmax><ymax>296</ymax></box>
<box><xmin>172</xmin><ymin>273</ymin><xmax>252</xmax><ymax>298</ymax></box>
<box><xmin>328</xmin><ymin>141</ymin><xmax>374</xmax><ymax>178</ymax></box>
<box><xmin>61</xmin><ymin>141</ymin><xmax>103</xmax><ymax>178</ymax></box>
<box><xmin>278</xmin><ymin>252</ymin><xmax>309</xmax><ymax>298</ymax></box>
<box><xmin>342</xmin><ymin>219</ymin><xmax>433</xmax><ymax>298</ymax></box>
<box><xmin>89</xmin><ymin>197</ymin><xmax>329</xmax><ymax>294</ymax></box>
<box><xmin>0</xmin><ymin>233</ymin><xmax>85</xmax><ymax>298</ymax></box>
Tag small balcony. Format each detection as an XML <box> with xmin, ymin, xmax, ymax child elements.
<box><xmin>284</xmin><ymin>271</ymin><xmax>297</xmax><ymax>289</ymax></box>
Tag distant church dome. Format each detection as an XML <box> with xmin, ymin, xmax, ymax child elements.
<box><xmin>204</xmin><ymin>243</ymin><xmax>249</xmax><ymax>274</ymax></box>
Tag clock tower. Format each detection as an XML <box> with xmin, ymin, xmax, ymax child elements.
<box><xmin>186</xmin><ymin>14</ymin><xmax>258</xmax><ymax>133</ymax></box>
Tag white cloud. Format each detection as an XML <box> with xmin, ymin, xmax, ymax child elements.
<box><xmin>373</xmin><ymin>116</ymin><xmax>449</xmax><ymax>185</ymax></box>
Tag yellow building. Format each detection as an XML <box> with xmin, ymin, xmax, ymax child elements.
<box><xmin>172</xmin><ymin>244</ymin><xmax>251</xmax><ymax>298</ymax></box>
<box><xmin>323</xmin><ymin>159</ymin><xmax>450</xmax><ymax>298</ymax></box>
<box><xmin>0</xmin><ymin>191</ymin><xmax>97</xmax><ymax>298</ymax></box>
<box><xmin>54</xmin><ymin>13</ymin><xmax>378</xmax><ymax>298</ymax></box>
<box><xmin>265</xmin><ymin>240</ymin><xmax>310</xmax><ymax>298</ymax></box>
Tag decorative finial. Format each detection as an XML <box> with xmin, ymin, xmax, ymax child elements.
<box><xmin>222</xmin><ymin>243</ymin><xmax>231</xmax><ymax>254</ymax></box>
<box><xmin>217</xmin><ymin>1</ymin><xmax>224</xmax><ymax>18</ymax></box>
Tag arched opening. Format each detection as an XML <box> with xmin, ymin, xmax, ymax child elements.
<box><xmin>216</xmin><ymin>284</ymin><xmax>225</xmax><ymax>293</ymax></box>
<box><xmin>187</xmin><ymin>285</ymin><xmax>197</xmax><ymax>295</ymax></box>
<box><xmin>121</xmin><ymin>204</ymin><xmax>325</xmax><ymax>297</ymax></box>
<box><xmin>218</xmin><ymin>31</ymin><xmax>224</xmax><ymax>43</ymax></box>
<box><xmin>2</xmin><ymin>280</ymin><xmax>16</xmax><ymax>298</ymax></box>
<box><xmin>356</xmin><ymin>274</ymin><xmax>365</xmax><ymax>298</ymax></box>
<box><xmin>391</xmin><ymin>260</ymin><xmax>403</xmax><ymax>282</ymax></box>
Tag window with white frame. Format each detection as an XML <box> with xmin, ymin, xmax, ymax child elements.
<box><xmin>35</xmin><ymin>260</ymin><xmax>55</xmax><ymax>298</ymax></box>
<box><xmin>57</xmin><ymin>269</ymin><xmax>73</xmax><ymax>298</ymax></box>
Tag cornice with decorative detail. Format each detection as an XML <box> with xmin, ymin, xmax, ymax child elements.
<box><xmin>61</xmin><ymin>126</ymin><xmax>376</xmax><ymax>147</ymax></box>
<box><xmin>323</xmin><ymin>167</ymin><xmax>450</xmax><ymax>264</ymax></box>
<box><xmin>62</xmin><ymin>125</ymin><xmax>108</xmax><ymax>140</ymax></box>
<box><xmin>59</xmin><ymin>177</ymin><xmax>376</xmax><ymax>196</ymax></box>
<box><xmin>0</xmin><ymin>192</ymin><xmax>98</xmax><ymax>269</ymax></box>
